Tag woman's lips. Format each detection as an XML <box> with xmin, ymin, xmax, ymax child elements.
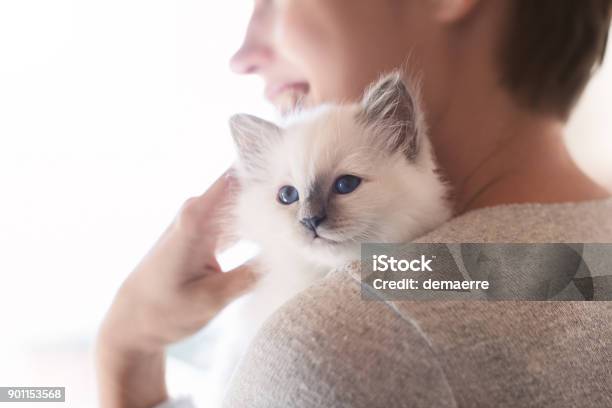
<box><xmin>265</xmin><ymin>82</ymin><xmax>310</xmax><ymax>113</ymax></box>
<box><xmin>265</xmin><ymin>81</ymin><xmax>310</xmax><ymax>101</ymax></box>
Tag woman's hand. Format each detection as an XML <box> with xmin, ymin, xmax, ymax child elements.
<box><xmin>96</xmin><ymin>172</ymin><xmax>255</xmax><ymax>408</ymax></box>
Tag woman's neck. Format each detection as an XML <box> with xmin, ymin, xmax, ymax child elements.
<box><xmin>428</xmin><ymin>90</ymin><xmax>610</xmax><ymax>215</ymax></box>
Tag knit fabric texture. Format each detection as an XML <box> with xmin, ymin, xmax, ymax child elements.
<box><xmin>222</xmin><ymin>198</ymin><xmax>612</xmax><ymax>407</ymax></box>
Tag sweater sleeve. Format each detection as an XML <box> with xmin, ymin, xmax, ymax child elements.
<box><xmin>222</xmin><ymin>266</ymin><xmax>457</xmax><ymax>408</ymax></box>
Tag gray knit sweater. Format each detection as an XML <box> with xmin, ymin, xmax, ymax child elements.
<box><xmin>162</xmin><ymin>198</ymin><xmax>612</xmax><ymax>408</ymax></box>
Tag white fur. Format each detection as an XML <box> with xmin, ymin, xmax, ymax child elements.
<box><xmin>211</xmin><ymin>72</ymin><xmax>451</xmax><ymax>381</ymax></box>
<box><xmin>231</xmin><ymin>73</ymin><xmax>451</xmax><ymax>335</ymax></box>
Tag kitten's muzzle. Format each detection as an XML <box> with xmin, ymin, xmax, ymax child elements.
<box><xmin>300</xmin><ymin>215</ymin><xmax>326</xmax><ymax>233</ymax></box>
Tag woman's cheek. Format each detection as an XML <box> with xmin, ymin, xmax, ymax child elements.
<box><xmin>275</xmin><ymin>0</ymin><xmax>329</xmax><ymax>51</ymax></box>
<box><xmin>274</xmin><ymin>0</ymin><xmax>403</xmax><ymax>104</ymax></box>
<box><xmin>274</xmin><ymin>0</ymin><xmax>342</xmax><ymax>101</ymax></box>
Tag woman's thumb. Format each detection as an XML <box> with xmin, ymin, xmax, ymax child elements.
<box><xmin>197</xmin><ymin>264</ymin><xmax>259</xmax><ymax>309</ymax></box>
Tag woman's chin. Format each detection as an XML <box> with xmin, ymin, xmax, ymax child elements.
<box><xmin>273</xmin><ymin>89</ymin><xmax>312</xmax><ymax>115</ymax></box>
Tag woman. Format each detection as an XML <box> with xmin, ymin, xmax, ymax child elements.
<box><xmin>97</xmin><ymin>1</ymin><xmax>612</xmax><ymax>407</ymax></box>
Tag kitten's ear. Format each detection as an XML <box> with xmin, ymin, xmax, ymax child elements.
<box><xmin>360</xmin><ymin>71</ymin><xmax>422</xmax><ymax>161</ymax></box>
<box><xmin>229</xmin><ymin>114</ymin><xmax>282</xmax><ymax>175</ymax></box>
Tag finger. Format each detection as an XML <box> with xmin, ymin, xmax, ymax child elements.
<box><xmin>203</xmin><ymin>168</ymin><xmax>242</xmax><ymax>252</ymax></box>
<box><xmin>206</xmin><ymin>170</ymin><xmax>241</xmax><ymax>251</ymax></box>
<box><xmin>197</xmin><ymin>168</ymin><xmax>238</xmax><ymax>214</ymax></box>
<box><xmin>175</xmin><ymin>168</ymin><xmax>238</xmax><ymax>244</ymax></box>
<box><xmin>215</xmin><ymin>228</ymin><xmax>242</xmax><ymax>255</ymax></box>
<box><xmin>208</xmin><ymin>264</ymin><xmax>258</xmax><ymax>302</ymax></box>
<box><xmin>188</xmin><ymin>263</ymin><xmax>258</xmax><ymax>310</ymax></box>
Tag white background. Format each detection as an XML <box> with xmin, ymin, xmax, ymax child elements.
<box><xmin>0</xmin><ymin>1</ymin><xmax>610</xmax><ymax>407</ymax></box>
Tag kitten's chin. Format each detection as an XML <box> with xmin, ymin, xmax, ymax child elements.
<box><xmin>306</xmin><ymin>231</ymin><xmax>345</xmax><ymax>248</ymax></box>
<box><xmin>312</xmin><ymin>235</ymin><xmax>339</xmax><ymax>245</ymax></box>
<box><xmin>299</xmin><ymin>234</ymin><xmax>360</xmax><ymax>269</ymax></box>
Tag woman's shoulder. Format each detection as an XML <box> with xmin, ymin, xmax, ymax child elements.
<box><xmin>413</xmin><ymin>197</ymin><xmax>612</xmax><ymax>243</ymax></box>
<box><xmin>224</xmin><ymin>264</ymin><xmax>457</xmax><ymax>408</ymax></box>
<box><xmin>223</xmin><ymin>198</ymin><xmax>612</xmax><ymax>407</ymax></box>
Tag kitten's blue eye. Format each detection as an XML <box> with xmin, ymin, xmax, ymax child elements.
<box><xmin>278</xmin><ymin>185</ymin><xmax>299</xmax><ymax>204</ymax></box>
<box><xmin>334</xmin><ymin>175</ymin><xmax>361</xmax><ymax>195</ymax></box>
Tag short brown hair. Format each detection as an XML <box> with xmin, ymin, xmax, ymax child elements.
<box><xmin>499</xmin><ymin>0</ymin><xmax>612</xmax><ymax>119</ymax></box>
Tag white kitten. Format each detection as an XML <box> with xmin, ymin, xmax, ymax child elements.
<box><xmin>173</xmin><ymin>73</ymin><xmax>451</xmax><ymax>398</ymax></box>
<box><xmin>228</xmin><ymin>72</ymin><xmax>452</xmax><ymax>336</ymax></box>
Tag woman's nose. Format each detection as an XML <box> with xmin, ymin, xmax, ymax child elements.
<box><xmin>230</xmin><ymin>5</ymin><xmax>274</xmax><ymax>75</ymax></box>
<box><xmin>230</xmin><ymin>40</ymin><xmax>273</xmax><ymax>75</ymax></box>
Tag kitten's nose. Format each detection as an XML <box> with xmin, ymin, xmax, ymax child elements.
<box><xmin>300</xmin><ymin>215</ymin><xmax>326</xmax><ymax>232</ymax></box>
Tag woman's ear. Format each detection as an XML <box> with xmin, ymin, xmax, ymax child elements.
<box><xmin>432</xmin><ymin>0</ymin><xmax>480</xmax><ymax>23</ymax></box>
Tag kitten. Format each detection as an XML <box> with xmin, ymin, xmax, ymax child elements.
<box><xmin>188</xmin><ymin>73</ymin><xmax>452</xmax><ymax>390</ymax></box>
<box><xmin>228</xmin><ymin>72</ymin><xmax>452</xmax><ymax>335</ymax></box>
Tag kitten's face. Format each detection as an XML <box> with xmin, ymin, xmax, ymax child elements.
<box><xmin>231</xmin><ymin>73</ymin><xmax>450</xmax><ymax>267</ymax></box>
